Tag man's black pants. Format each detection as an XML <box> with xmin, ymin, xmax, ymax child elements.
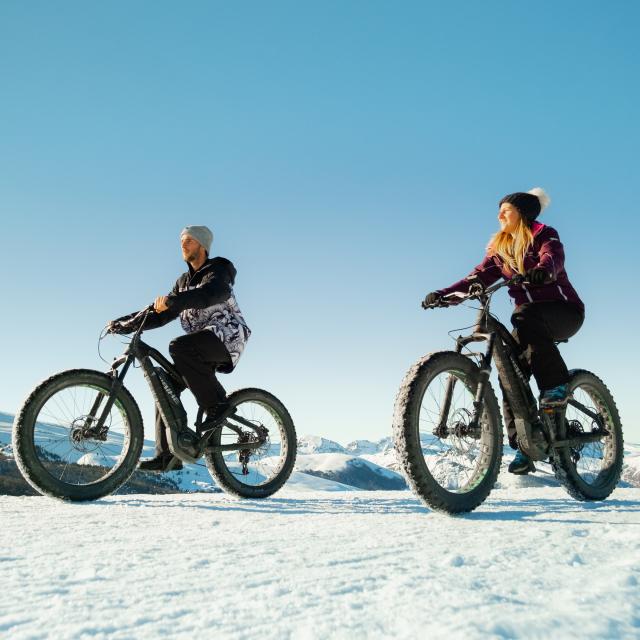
<box><xmin>502</xmin><ymin>301</ymin><xmax>584</xmax><ymax>448</ymax></box>
<box><xmin>154</xmin><ymin>330</ymin><xmax>232</xmax><ymax>455</ymax></box>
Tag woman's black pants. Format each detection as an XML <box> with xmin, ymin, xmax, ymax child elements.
<box><xmin>502</xmin><ymin>301</ymin><xmax>584</xmax><ymax>448</ymax></box>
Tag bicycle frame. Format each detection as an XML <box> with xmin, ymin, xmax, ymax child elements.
<box><xmin>85</xmin><ymin>310</ymin><xmax>265</xmax><ymax>462</ymax></box>
<box><xmin>434</xmin><ymin>280</ymin><xmax>610</xmax><ymax>460</ymax></box>
<box><xmin>453</xmin><ymin>301</ymin><xmax>546</xmax><ymax>459</ymax></box>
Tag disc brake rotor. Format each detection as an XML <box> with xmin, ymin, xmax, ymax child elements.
<box><xmin>69</xmin><ymin>415</ymin><xmax>109</xmax><ymax>453</ymax></box>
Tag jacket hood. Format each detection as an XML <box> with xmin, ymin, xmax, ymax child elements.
<box><xmin>187</xmin><ymin>256</ymin><xmax>237</xmax><ymax>286</ymax></box>
<box><xmin>210</xmin><ymin>257</ymin><xmax>236</xmax><ymax>286</ymax></box>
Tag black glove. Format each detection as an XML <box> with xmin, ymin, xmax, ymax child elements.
<box><xmin>106</xmin><ymin>319</ymin><xmax>136</xmax><ymax>335</ymax></box>
<box><xmin>422</xmin><ymin>292</ymin><xmax>443</xmax><ymax>309</ymax></box>
<box><xmin>526</xmin><ymin>267</ymin><xmax>549</xmax><ymax>286</ymax></box>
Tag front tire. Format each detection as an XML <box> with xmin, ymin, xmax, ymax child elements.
<box><xmin>204</xmin><ymin>388</ymin><xmax>297</xmax><ymax>499</ymax></box>
<box><xmin>12</xmin><ymin>369</ymin><xmax>144</xmax><ymax>501</ymax></box>
<box><xmin>551</xmin><ymin>369</ymin><xmax>623</xmax><ymax>501</ymax></box>
<box><xmin>394</xmin><ymin>351</ymin><xmax>503</xmax><ymax>514</ymax></box>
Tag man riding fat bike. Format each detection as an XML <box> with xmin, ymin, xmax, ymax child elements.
<box><xmin>108</xmin><ymin>225</ymin><xmax>251</xmax><ymax>472</ymax></box>
<box><xmin>423</xmin><ymin>188</ymin><xmax>585</xmax><ymax>475</ymax></box>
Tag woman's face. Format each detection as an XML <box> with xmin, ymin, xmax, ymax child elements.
<box><xmin>498</xmin><ymin>202</ymin><xmax>521</xmax><ymax>235</ymax></box>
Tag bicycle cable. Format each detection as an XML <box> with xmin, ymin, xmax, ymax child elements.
<box><xmin>97</xmin><ymin>326</ymin><xmax>133</xmax><ymax>368</ymax></box>
<box><xmin>97</xmin><ymin>327</ymin><xmax>110</xmax><ymax>367</ymax></box>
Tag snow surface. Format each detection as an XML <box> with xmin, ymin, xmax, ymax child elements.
<box><xmin>2</xmin><ymin>410</ymin><xmax>640</xmax><ymax>637</ymax></box>
<box><xmin>1</xmin><ymin>487</ymin><xmax>640</xmax><ymax>639</ymax></box>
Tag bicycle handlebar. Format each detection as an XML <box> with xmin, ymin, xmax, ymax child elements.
<box><xmin>422</xmin><ymin>274</ymin><xmax>525</xmax><ymax>310</ymax></box>
<box><xmin>105</xmin><ymin>304</ymin><xmax>156</xmax><ymax>336</ymax></box>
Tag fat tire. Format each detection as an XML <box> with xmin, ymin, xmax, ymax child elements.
<box><xmin>551</xmin><ymin>369</ymin><xmax>623</xmax><ymax>501</ymax></box>
<box><xmin>12</xmin><ymin>369</ymin><xmax>144</xmax><ymax>501</ymax></box>
<box><xmin>204</xmin><ymin>388</ymin><xmax>297</xmax><ymax>499</ymax></box>
<box><xmin>393</xmin><ymin>351</ymin><xmax>503</xmax><ymax>514</ymax></box>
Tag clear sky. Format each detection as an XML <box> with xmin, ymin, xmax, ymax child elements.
<box><xmin>1</xmin><ymin>0</ymin><xmax>639</xmax><ymax>444</ymax></box>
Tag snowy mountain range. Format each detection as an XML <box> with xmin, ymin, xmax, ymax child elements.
<box><xmin>2</xmin><ymin>410</ymin><xmax>639</xmax><ymax>495</ymax></box>
<box><xmin>297</xmin><ymin>434</ymin><xmax>394</xmax><ymax>456</ymax></box>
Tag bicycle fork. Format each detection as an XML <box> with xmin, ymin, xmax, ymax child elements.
<box><xmin>434</xmin><ymin>334</ymin><xmax>495</xmax><ymax>439</ymax></box>
<box><xmin>75</xmin><ymin>353</ymin><xmax>134</xmax><ymax>441</ymax></box>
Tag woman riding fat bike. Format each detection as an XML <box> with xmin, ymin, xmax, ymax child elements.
<box><xmin>423</xmin><ymin>188</ymin><xmax>585</xmax><ymax>475</ymax></box>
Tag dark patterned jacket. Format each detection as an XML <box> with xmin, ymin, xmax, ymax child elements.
<box><xmin>437</xmin><ymin>222</ymin><xmax>584</xmax><ymax>312</ymax></box>
<box><xmin>117</xmin><ymin>257</ymin><xmax>250</xmax><ymax>372</ymax></box>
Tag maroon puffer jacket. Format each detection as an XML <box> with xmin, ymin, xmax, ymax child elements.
<box><xmin>436</xmin><ymin>222</ymin><xmax>584</xmax><ymax>312</ymax></box>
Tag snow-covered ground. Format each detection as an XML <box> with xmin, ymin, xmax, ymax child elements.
<box><xmin>2</xmin><ymin>409</ymin><xmax>640</xmax><ymax>638</ymax></box>
<box><xmin>1</xmin><ymin>487</ymin><xmax>640</xmax><ymax>639</ymax></box>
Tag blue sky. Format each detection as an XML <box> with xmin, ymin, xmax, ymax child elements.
<box><xmin>1</xmin><ymin>0</ymin><xmax>639</xmax><ymax>444</ymax></box>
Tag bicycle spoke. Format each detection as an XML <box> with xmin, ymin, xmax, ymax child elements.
<box><xmin>30</xmin><ymin>382</ymin><xmax>131</xmax><ymax>488</ymax></box>
<box><xmin>417</xmin><ymin>370</ymin><xmax>491</xmax><ymax>494</ymax></box>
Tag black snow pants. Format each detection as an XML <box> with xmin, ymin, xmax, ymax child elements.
<box><xmin>154</xmin><ymin>330</ymin><xmax>232</xmax><ymax>455</ymax></box>
<box><xmin>502</xmin><ymin>301</ymin><xmax>584</xmax><ymax>449</ymax></box>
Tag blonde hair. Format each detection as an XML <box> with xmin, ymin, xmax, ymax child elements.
<box><xmin>487</xmin><ymin>216</ymin><xmax>534</xmax><ymax>275</ymax></box>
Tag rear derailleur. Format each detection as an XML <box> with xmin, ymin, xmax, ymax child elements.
<box><xmin>237</xmin><ymin>425</ymin><xmax>269</xmax><ymax>475</ymax></box>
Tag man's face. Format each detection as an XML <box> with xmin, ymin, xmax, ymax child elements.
<box><xmin>181</xmin><ymin>234</ymin><xmax>203</xmax><ymax>262</ymax></box>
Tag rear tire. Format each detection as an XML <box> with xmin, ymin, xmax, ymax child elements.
<box><xmin>394</xmin><ymin>351</ymin><xmax>503</xmax><ymax>514</ymax></box>
<box><xmin>551</xmin><ymin>369</ymin><xmax>623</xmax><ymax>501</ymax></box>
<box><xmin>12</xmin><ymin>369</ymin><xmax>144</xmax><ymax>501</ymax></box>
<box><xmin>204</xmin><ymin>388</ymin><xmax>297</xmax><ymax>499</ymax></box>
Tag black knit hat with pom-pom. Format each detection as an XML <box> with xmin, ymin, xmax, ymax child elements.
<box><xmin>499</xmin><ymin>187</ymin><xmax>550</xmax><ymax>223</ymax></box>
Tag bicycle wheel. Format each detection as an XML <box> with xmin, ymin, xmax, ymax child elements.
<box><xmin>394</xmin><ymin>351</ymin><xmax>503</xmax><ymax>514</ymax></box>
<box><xmin>204</xmin><ymin>388</ymin><xmax>297</xmax><ymax>498</ymax></box>
<box><xmin>12</xmin><ymin>369</ymin><xmax>144</xmax><ymax>501</ymax></box>
<box><xmin>551</xmin><ymin>369</ymin><xmax>623</xmax><ymax>501</ymax></box>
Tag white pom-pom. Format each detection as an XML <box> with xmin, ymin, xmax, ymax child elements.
<box><xmin>527</xmin><ymin>187</ymin><xmax>551</xmax><ymax>212</ymax></box>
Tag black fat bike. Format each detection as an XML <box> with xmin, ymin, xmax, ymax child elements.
<box><xmin>12</xmin><ymin>307</ymin><xmax>297</xmax><ymax>501</ymax></box>
<box><xmin>393</xmin><ymin>276</ymin><xmax>624</xmax><ymax>514</ymax></box>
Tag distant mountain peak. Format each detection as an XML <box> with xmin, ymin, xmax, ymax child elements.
<box><xmin>345</xmin><ymin>436</ymin><xmax>394</xmax><ymax>456</ymax></box>
<box><xmin>297</xmin><ymin>435</ymin><xmax>346</xmax><ymax>455</ymax></box>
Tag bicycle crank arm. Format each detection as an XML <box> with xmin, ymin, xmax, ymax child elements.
<box><xmin>514</xmin><ymin>418</ymin><xmax>549</xmax><ymax>461</ymax></box>
<box><xmin>552</xmin><ymin>432</ymin><xmax>609</xmax><ymax>449</ymax></box>
<box><xmin>207</xmin><ymin>440</ymin><xmax>264</xmax><ymax>453</ymax></box>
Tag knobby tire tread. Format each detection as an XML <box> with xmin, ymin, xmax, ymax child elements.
<box><xmin>550</xmin><ymin>369</ymin><xmax>623</xmax><ymax>501</ymax></box>
<box><xmin>393</xmin><ymin>351</ymin><xmax>503</xmax><ymax>514</ymax></box>
<box><xmin>205</xmin><ymin>388</ymin><xmax>297</xmax><ymax>499</ymax></box>
<box><xmin>12</xmin><ymin>369</ymin><xmax>144</xmax><ymax>502</ymax></box>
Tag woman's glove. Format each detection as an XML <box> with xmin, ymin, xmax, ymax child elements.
<box><xmin>526</xmin><ymin>267</ymin><xmax>550</xmax><ymax>285</ymax></box>
<box><xmin>422</xmin><ymin>292</ymin><xmax>443</xmax><ymax>309</ymax></box>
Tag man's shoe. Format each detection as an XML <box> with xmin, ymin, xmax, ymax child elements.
<box><xmin>138</xmin><ymin>452</ymin><xmax>183</xmax><ymax>472</ymax></box>
<box><xmin>207</xmin><ymin>400</ymin><xmax>231</xmax><ymax>422</ymax></box>
<box><xmin>198</xmin><ymin>401</ymin><xmax>232</xmax><ymax>434</ymax></box>
<box><xmin>540</xmin><ymin>383</ymin><xmax>569</xmax><ymax>408</ymax></box>
<box><xmin>508</xmin><ymin>450</ymin><xmax>536</xmax><ymax>475</ymax></box>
